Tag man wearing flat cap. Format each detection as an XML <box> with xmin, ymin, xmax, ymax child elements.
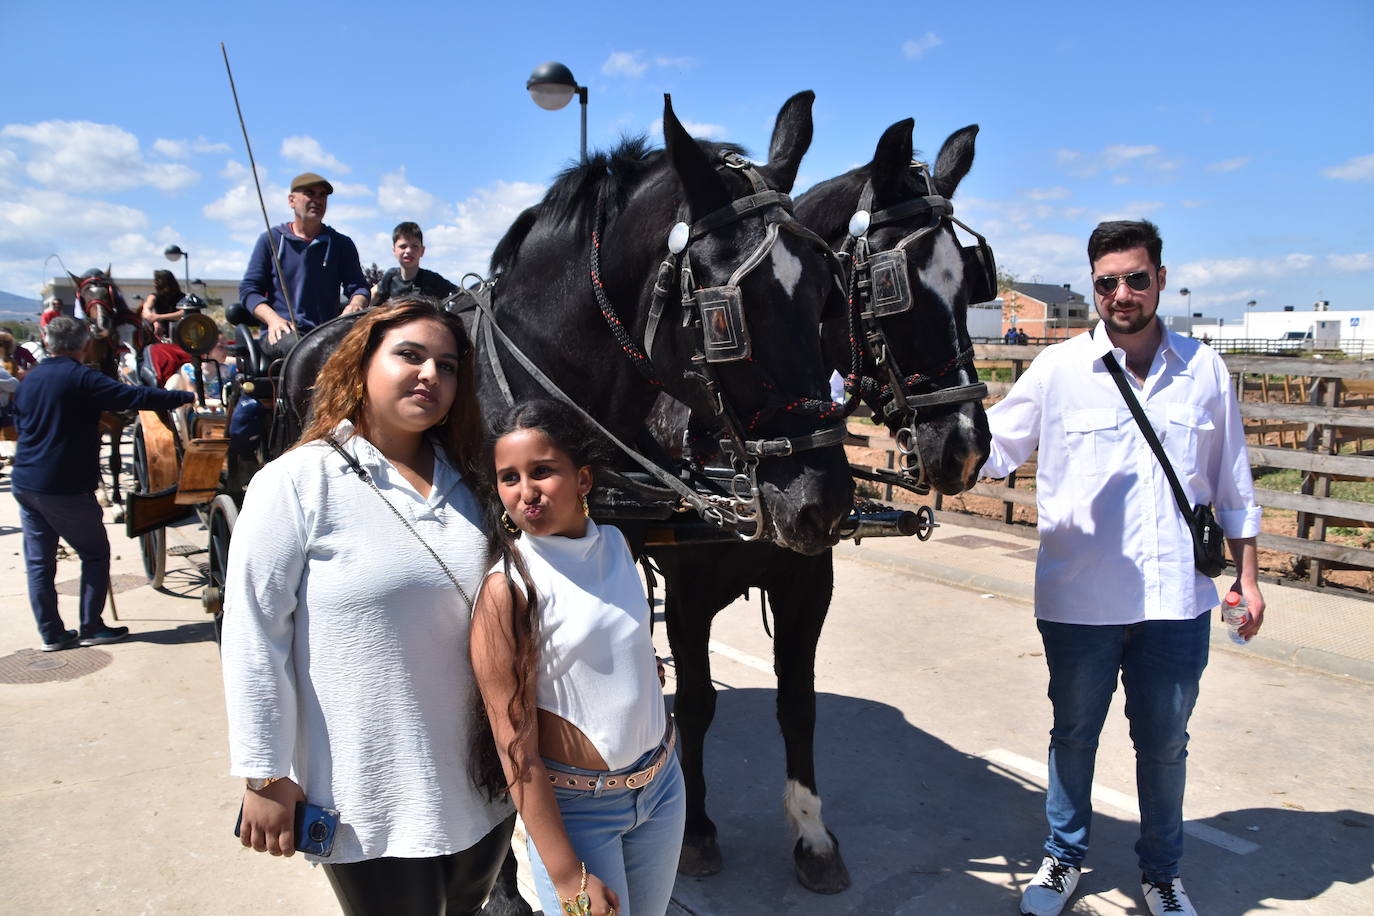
<box><xmin>239</xmin><ymin>172</ymin><xmax>369</xmax><ymax>359</ymax></box>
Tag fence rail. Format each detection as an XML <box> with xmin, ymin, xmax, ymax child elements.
<box><xmin>920</xmin><ymin>347</ymin><xmax>1374</xmax><ymax>590</ymax></box>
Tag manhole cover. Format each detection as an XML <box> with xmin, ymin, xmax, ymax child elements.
<box><xmin>0</xmin><ymin>647</ymin><xmax>113</xmax><ymax>684</ymax></box>
<box><xmin>56</xmin><ymin>573</ymin><xmax>149</xmax><ymax>596</ymax></box>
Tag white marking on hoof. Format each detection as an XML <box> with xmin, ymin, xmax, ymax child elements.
<box><xmin>771</xmin><ymin>242</ymin><xmax>803</xmax><ymax>297</ymax></box>
<box><xmin>784</xmin><ymin>779</ymin><xmax>833</xmax><ymax>854</ymax></box>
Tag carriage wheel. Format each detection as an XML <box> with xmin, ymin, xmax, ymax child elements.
<box><xmin>131</xmin><ymin>423</ymin><xmax>167</xmax><ymax>588</ymax></box>
<box><xmin>204</xmin><ymin>494</ymin><xmax>238</xmax><ymax>646</ymax></box>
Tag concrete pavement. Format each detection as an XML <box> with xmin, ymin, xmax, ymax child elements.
<box><xmin>1</xmin><ymin>471</ymin><xmax>1371</xmax><ymax>914</ymax></box>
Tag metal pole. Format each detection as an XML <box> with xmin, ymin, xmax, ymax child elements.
<box><xmin>219</xmin><ymin>43</ymin><xmax>301</xmax><ymax>330</ymax></box>
<box><xmin>182</xmin><ymin>252</ymin><xmax>191</xmax><ymax>293</ymax></box>
<box><xmin>578</xmin><ymin>85</ymin><xmax>589</xmax><ymax>163</ymax></box>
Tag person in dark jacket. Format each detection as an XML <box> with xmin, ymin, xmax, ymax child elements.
<box><xmin>12</xmin><ymin>316</ymin><xmax>195</xmax><ymax>651</ymax></box>
<box><xmin>238</xmin><ymin>172</ymin><xmax>369</xmax><ymax>360</ymax></box>
<box><xmin>369</xmin><ymin>222</ymin><xmax>459</xmax><ymax>307</ymax></box>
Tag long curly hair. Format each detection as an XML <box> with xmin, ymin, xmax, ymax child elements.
<box><xmin>472</xmin><ymin>399</ymin><xmax>617</xmax><ymax>796</ymax></box>
<box><xmin>295</xmin><ymin>298</ymin><xmax>481</xmax><ymax>480</ymax></box>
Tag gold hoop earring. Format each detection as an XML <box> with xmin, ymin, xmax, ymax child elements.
<box><xmin>354</xmin><ymin>383</ymin><xmax>364</xmax><ymax>404</ymax></box>
<box><xmin>501</xmin><ymin>511</ymin><xmax>519</xmax><ymax>534</ymax></box>
<box><xmin>581</xmin><ymin>493</ymin><xmax>590</xmax><ymax>517</ymax></box>
<box><xmin>439</xmin><ymin>412</ymin><xmax>450</xmax><ymax>426</ymax></box>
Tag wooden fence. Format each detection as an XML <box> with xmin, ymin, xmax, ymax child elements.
<box><xmin>936</xmin><ymin>347</ymin><xmax>1374</xmax><ymax>587</ymax></box>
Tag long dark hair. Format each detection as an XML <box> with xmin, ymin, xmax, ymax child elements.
<box><xmin>473</xmin><ymin>399</ymin><xmax>616</xmax><ymax>795</ymax></box>
<box><xmin>152</xmin><ymin>269</ymin><xmax>183</xmax><ymax>302</ymax></box>
<box><xmin>295</xmin><ymin>298</ymin><xmax>481</xmax><ymax>480</ymax></box>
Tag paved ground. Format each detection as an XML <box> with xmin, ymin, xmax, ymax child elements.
<box><xmin>0</xmin><ymin>475</ymin><xmax>1370</xmax><ymax>914</ymax></box>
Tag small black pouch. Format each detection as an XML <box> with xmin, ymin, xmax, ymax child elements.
<box><xmin>1191</xmin><ymin>503</ymin><xmax>1228</xmax><ymax>578</ymax></box>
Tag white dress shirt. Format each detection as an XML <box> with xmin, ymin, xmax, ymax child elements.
<box><xmin>222</xmin><ymin>422</ymin><xmax>510</xmax><ymax>862</ymax></box>
<box><xmin>983</xmin><ymin>323</ymin><xmax>1262</xmax><ymax>625</ymax></box>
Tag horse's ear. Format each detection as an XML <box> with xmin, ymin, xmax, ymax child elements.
<box><xmin>870</xmin><ymin>118</ymin><xmax>914</xmax><ymax>202</ymax></box>
<box><xmin>933</xmin><ymin>124</ymin><xmax>979</xmax><ymax>198</ymax></box>
<box><xmin>663</xmin><ymin>94</ymin><xmax>730</xmax><ymax>218</ymax></box>
<box><xmin>763</xmin><ymin>90</ymin><xmax>815</xmax><ymax>193</ymax></box>
<box><xmin>67</xmin><ymin>271</ymin><xmax>81</xmax><ymax>288</ymax></box>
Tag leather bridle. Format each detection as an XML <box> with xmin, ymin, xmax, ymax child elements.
<box><xmin>837</xmin><ymin>161</ymin><xmax>992</xmax><ymax>490</ymax></box>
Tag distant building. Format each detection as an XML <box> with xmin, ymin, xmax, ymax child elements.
<box><xmin>999</xmin><ymin>282</ymin><xmax>1095</xmax><ymax>340</ymax></box>
<box><xmin>40</xmin><ymin>276</ymin><xmax>241</xmax><ymax>318</ymax></box>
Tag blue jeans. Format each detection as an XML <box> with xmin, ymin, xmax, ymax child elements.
<box><xmin>13</xmin><ymin>488</ymin><xmax>112</xmax><ymax>642</ymax></box>
<box><xmin>1037</xmin><ymin>613</ymin><xmax>1210</xmax><ymax>882</ymax></box>
<box><xmin>528</xmin><ymin>744</ymin><xmax>686</xmax><ymax>916</ymax></box>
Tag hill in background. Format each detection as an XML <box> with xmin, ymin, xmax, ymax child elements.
<box><xmin>0</xmin><ymin>290</ymin><xmax>42</xmax><ymax>323</ymax></box>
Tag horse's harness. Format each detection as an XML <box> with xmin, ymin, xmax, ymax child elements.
<box><xmin>475</xmin><ymin>151</ymin><xmax>850</xmax><ymax>539</ymax></box>
<box><xmin>837</xmin><ymin>161</ymin><xmax>993</xmax><ymax>489</ymax></box>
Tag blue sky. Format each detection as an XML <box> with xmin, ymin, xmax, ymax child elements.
<box><xmin>2</xmin><ymin>0</ymin><xmax>1370</xmax><ymax>322</ymax></box>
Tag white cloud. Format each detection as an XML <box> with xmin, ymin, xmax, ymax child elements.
<box><xmin>1096</xmin><ymin>200</ymin><xmax>1164</xmax><ymax>222</ymax></box>
<box><xmin>902</xmin><ymin>32</ymin><xmax>942</xmax><ymax>60</ymax></box>
<box><xmin>153</xmin><ymin>136</ymin><xmax>230</xmax><ymax>160</ymax></box>
<box><xmin>1021</xmin><ymin>187</ymin><xmax>1071</xmax><ymax>201</ymax></box>
<box><xmin>1321</xmin><ymin>153</ymin><xmax>1374</xmax><ymax>181</ymax></box>
<box><xmin>280</xmin><ymin>135</ymin><xmax>350</xmax><ymax>174</ymax></box>
<box><xmin>378</xmin><ymin>167</ymin><xmax>443</xmax><ymax>220</ymax></box>
<box><xmin>1055</xmin><ymin>143</ymin><xmax>1171</xmax><ymax>180</ymax></box>
<box><xmin>991</xmin><ymin>232</ymin><xmax>1086</xmax><ymax>286</ymax></box>
<box><xmin>1328</xmin><ymin>252</ymin><xmax>1374</xmax><ymax>272</ymax></box>
<box><xmin>419</xmin><ymin>179</ymin><xmax>547</xmax><ymax>277</ymax></box>
<box><xmin>1</xmin><ymin>120</ymin><xmax>198</xmax><ymax>193</ymax></box>
<box><xmin>203</xmin><ymin>177</ymin><xmax>290</xmax><ymax>237</ymax></box>
<box><xmin>654</xmin><ymin>56</ymin><xmax>695</xmax><ymax>70</ymax></box>
<box><xmin>1171</xmin><ymin>253</ymin><xmax>1315</xmax><ymax>288</ymax></box>
<box><xmin>602</xmin><ymin>51</ymin><xmax>648</xmax><ymax>78</ymax></box>
<box><xmin>332</xmin><ymin>182</ymin><xmax>372</xmax><ymax>198</ymax></box>
<box><xmin>648</xmin><ymin>118</ymin><xmax>729</xmax><ymax>141</ymax></box>
<box><xmin>0</xmin><ymin>188</ymin><xmax>148</xmax><ymax>260</ymax></box>
<box><xmin>1207</xmin><ymin>155</ymin><xmax>1250</xmax><ymax>173</ymax></box>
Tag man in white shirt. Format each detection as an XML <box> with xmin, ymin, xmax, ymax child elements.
<box><xmin>983</xmin><ymin>220</ymin><xmax>1265</xmax><ymax>916</ymax></box>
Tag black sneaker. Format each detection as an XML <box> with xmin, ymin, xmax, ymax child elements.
<box><xmin>42</xmin><ymin>629</ymin><xmax>80</xmax><ymax>652</ymax></box>
<box><xmin>79</xmin><ymin>626</ymin><xmax>130</xmax><ymax>647</ymax></box>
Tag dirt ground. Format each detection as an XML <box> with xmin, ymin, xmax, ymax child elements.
<box><xmin>844</xmin><ymin>419</ymin><xmax>1374</xmax><ymax>596</ymax></box>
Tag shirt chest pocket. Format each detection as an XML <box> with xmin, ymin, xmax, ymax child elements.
<box><xmin>1164</xmin><ymin>404</ymin><xmax>1214</xmax><ymax>475</ymax></box>
<box><xmin>1063</xmin><ymin>407</ymin><xmax>1126</xmax><ymax>476</ymax></box>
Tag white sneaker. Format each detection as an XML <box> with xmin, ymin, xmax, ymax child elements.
<box><xmin>1142</xmin><ymin>876</ymin><xmax>1197</xmax><ymax>915</ymax></box>
<box><xmin>1020</xmin><ymin>855</ymin><xmax>1082</xmax><ymax>916</ymax></box>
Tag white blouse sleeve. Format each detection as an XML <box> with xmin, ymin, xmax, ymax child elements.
<box><xmin>221</xmin><ymin>458</ymin><xmax>310</xmax><ymax>778</ymax></box>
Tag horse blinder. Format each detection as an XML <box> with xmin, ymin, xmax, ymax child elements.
<box><xmin>694</xmin><ymin>286</ymin><xmax>752</xmax><ymax>362</ymax></box>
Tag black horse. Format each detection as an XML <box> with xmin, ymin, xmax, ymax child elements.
<box><xmin>646</xmin><ymin>119</ymin><xmax>993</xmax><ymax>895</ymax></box>
<box><xmin>278</xmin><ymin>93</ymin><xmax>855</xmax><ymax>915</ymax></box>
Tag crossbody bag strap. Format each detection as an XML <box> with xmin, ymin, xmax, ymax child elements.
<box><xmin>325</xmin><ymin>436</ymin><xmax>474</xmax><ymax>613</ymax></box>
<box><xmin>1101</xmin><ymin>352</ymin><xmax>1196</xmax><ymax>520</ymax></box>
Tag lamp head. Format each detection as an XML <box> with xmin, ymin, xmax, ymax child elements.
<box><xmin>164</xmin><ymin>244</ymin><xmax>185</xmax><ymax>263</ymax></box>
<box><xmin>527</xmin><ymin>61</ymin><xmax>577</xmax><ymax>111</ymax></box>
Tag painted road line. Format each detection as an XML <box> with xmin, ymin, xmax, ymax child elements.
<box><xmin>982</xmin><ymin>748</ymin><xmax>1260</xmax><ymax>856</ymax></box>
<box><xmin>708</xmin><ymin>639</ymin><xmax>774</xmax><ymax>676</ymax></box>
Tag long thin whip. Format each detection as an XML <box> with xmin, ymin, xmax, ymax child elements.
<box><xmin>219</xmin><ymin>42</ymin><xmax>300</xmax><ymax>330</ymax></box>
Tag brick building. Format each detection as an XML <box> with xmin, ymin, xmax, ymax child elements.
<box><xmin>999</xmin><ymin>282</ymin><xmax>1095</xmax><ymax>340</ymax></box>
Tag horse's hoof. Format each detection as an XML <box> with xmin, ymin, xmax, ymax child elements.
<box><xmin>793</xmin><ymin>831</ymin><xmax>851</xmax><ymax>894</ymax></box>
<box><xmin>678</xmin><ymin>834</ymin><xmax>723</xmax><ymax>877</ymax></box>
<box><xmin>479</xmin><ymin>888</ymin><xmax>534</xmax><ymax>916</ymax></box>
<box><xmin>112</xmin><ymin>508</ymin><xmax>126</xmax><ymax>524</ymax></box>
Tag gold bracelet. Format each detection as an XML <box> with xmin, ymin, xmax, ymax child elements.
<box><xmin>560</xmin><ymin>861</ymin><xmax>591</xmax><ymax>916</ymax></box>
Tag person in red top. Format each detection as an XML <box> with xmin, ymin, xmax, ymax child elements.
<box><xmin>39</xmin><ymin>297</ymin><xmax>65</xmax><ymax>330</ymax></box>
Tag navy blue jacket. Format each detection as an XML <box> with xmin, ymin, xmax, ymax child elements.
<box><xmin>239</xmin><ymin>223</ymin><xmax>369</xmax><ymax>332</ymax></box>
<box><xmin>12</xmin><ymin>357</ymin><xmax>193</xmax><ymax>494</ymax></box>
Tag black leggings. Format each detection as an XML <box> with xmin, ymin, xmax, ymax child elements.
<box><xmin>321</xmin><ymin>813</ymin><xmax>516</xmax><ymax>916</ymax></box>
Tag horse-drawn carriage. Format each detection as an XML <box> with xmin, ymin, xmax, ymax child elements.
<box><xmin>122</xmin><ymin>91</ymin><xmax>995</xmax><ymax>904</ymax></box>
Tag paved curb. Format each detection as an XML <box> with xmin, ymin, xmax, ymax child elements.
<box><xmin>836</xmin><ymin>541</ymin><xmax>1374</xmax><ymax>686</ymax></box>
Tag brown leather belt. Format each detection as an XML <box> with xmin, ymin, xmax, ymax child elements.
<box><xmin>546</xmin><ymin>719</ymin><xmax>676</xmax><ymax>792</ymax></box>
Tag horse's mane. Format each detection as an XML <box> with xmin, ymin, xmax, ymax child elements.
<box><xmin>489</xmin><ymin>134</ymin><xmax>749</xmax><ymax>273</ymax></box>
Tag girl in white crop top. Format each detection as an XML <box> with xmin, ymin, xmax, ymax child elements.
<box><xmin>471</xmin><ymin>400</ymin><xmax>685</xmax><ymax>916</ymax></box>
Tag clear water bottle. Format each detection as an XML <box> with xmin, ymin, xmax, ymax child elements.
<box><xmin>1222</xmin><ymin>591</ymin><xmax>1249</xmax><ymax>645</ymax></box>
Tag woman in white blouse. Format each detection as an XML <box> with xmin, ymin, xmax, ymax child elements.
<box><xmin>222</xmin><ymin>298</ymin><xmax>515</xmax><ymax>915</ymax></box>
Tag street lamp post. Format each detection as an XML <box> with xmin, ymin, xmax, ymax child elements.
<box><xmin>526</xmin><ymin>61</ymin><xmax>588</xmax><ymax>163</ymax></box>
<box><xmin>163</xmin><ymin>244</ymin><xmax>191</xmax><ymax>291</ymax></box>
<box><xmin>1246</xmin><ymin>299</ymin><xmax>1257</xmax><ymax>339</ymax></box>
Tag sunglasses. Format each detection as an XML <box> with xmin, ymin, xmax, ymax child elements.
<box><xmin>1093</xmin><ymin>271</ymin><xmax>1153</xmax><ymax>296</ymax></box>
